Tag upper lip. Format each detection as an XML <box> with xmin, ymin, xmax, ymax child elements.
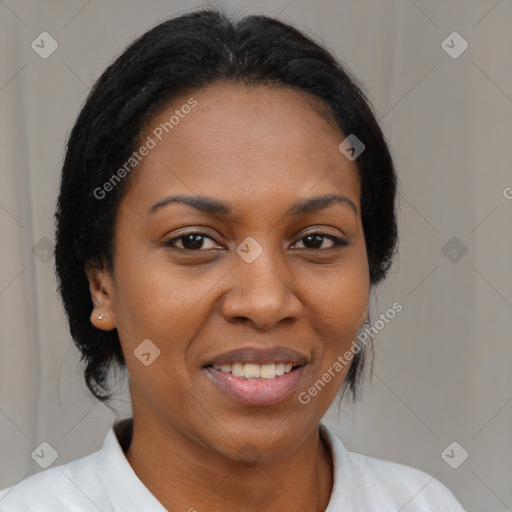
<box><xmin>204</xmin><ymin>346</ymin><xmax>309</xmax><ymax>367</ymax></box>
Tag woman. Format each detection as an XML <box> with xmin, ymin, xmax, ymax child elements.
<box><xmin>0</xmin><ymin>8</ymin><xmax>465</xmax><ymax>511</ymax></box>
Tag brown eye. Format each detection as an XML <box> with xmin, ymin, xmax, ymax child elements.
<box><xmin>293</xmin><ymin>232</ymin><xmax>348</xmax><ymax>250</ymax></box>
<box><xmin>163</xmin><ymin>230</ymin><xmax>348</xmax><ymax>252</ymax></box>
<box><xmin>163</xmin><ymin>232</ymin><xmax>221</xmax><ymax>251</ymax></box>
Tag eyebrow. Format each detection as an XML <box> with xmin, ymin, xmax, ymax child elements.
<box><xmin>148</xmin><ymin>193</ymin><xmax>357</xmax><ymax>217</ymax></box>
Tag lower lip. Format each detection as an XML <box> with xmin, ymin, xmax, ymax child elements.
<box><xmin>203</xmin><ymin>366</ymin><xmax>306</xmax><ymax>406</ymax></box>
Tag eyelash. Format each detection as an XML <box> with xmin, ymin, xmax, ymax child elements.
<box><xmin>162</xmin><ymin>230</ymin><xmax>348</xmax><ymax>252</ymax></box>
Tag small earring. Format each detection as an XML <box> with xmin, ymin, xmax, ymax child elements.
<box><xmin>98</xmin><ymin>312</ymin><xmax>106</xmax><ymax>320</ymax></box>
<box><xmin>364</xmin><ymin>318</ymin><xmax>371</xmax><ymax>326</ymax></box>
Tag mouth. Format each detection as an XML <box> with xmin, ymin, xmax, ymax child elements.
<box><xmin>201</xmin><ymin>346</ymin><xmax>309</xmax><ymax>406</ymax></box>
<box><xmin>204</xmin><ymin>362</ymin><xmax>304</xmax><ymax>379</ymax></box>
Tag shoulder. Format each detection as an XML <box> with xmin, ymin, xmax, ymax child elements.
<box><xmin>0</xmin><ymin>450</ymin><xmax>111</xmax><ymax>512</ymax></box>
<box><xmin>321</xmin><ymin>424</ymin><xmax>466</xmax><ymax>511</ymax></box>
<box><xmin>350</xmin><ymin>451</ymin><xmax>465</xmax><ymax>510</ymax></box>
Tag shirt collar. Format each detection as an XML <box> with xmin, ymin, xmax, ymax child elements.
<box><xmin>98</xmin><ymin>417</ymin><xmax>167</xmax><ymax>511</ymax></box>
<box><xmin>98</xmin><ymin>417</ymin><xmax>346</xmax><ymax>511</ymax></box>
<box><xmin>320</xmin><ymin>422</ymin><xmax>354</xmax><ymax>510</ymax></box>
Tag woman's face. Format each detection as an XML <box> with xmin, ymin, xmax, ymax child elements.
<box><xmin>89</xmin><ymin>83</ymin><xmax>369</xmax><ymax>457</ymax></box>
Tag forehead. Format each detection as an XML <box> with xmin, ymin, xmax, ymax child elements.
<box><xmin>122</xmin><ymin>83</ymin><xmax>361</xmax><ymax>215</ymax></box>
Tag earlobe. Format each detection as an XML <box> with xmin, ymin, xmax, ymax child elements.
<box><xmin>359</xmin><ymin>306</ymin><xmax>370</xmax><ymax>330</ymax></box>
<box><xmin>85</xmin><ymin>263</ymin><xmax>116</xmax><ymax>331</ymax></box>
<box><xmin>90</xmin><ymin>309</ymin><xmax>116</xmax><ymax>331</ymax></box>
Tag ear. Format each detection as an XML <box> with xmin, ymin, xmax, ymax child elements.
<box><xmin>84</xmin><ymin>262</ymin><xmax>116</xmax><ymax>331</ymax></box>
<box><xmin>359</xmin><ymin>304</ymin><xmax>369</xmax><ymax>329</ymax></box>
<box><xmin>358</xmin><ymin>284</ymin><xmax>373</xmax><ymax>329</ymax></box>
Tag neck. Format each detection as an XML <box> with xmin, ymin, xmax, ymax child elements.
<box><xmin>123</xmin><ymin>416</ymin><xmax>333</xmax><ymax>512</ymax></box>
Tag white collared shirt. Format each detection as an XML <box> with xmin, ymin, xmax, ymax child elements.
<box><xmin>0</xmin><ymin>418</ymin><xmax>465</xmax><ymax>511</ymax></box>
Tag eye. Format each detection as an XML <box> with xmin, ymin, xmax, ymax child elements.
<box><xmin>292</xmin><ymin>231</ymin><xmax>348</xmax><ymax>250</ymax></box>
<box><xmin>163</xmin><ymin>232</ymin><xmax>222</xmax><ymax>251</ymax></box>
<box><xmin>163</xmin><ymin>230</ymin><xmax>348</xmax><ymax>252</ymax></box>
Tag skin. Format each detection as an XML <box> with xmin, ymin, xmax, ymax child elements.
<box><xmin>86</xmin><ymin>82</ymin><xmax>370</xmax><ymax>512</ymax></box>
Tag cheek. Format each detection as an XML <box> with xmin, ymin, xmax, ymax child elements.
<box><xmin>301</xmin><ymin>250</ymin><xmax>369</xmax><ymax>365</ymax></box>
<box><xmin>297</xmin><ymin>265</ymin><xmax>369</xmax><ymax>409</ymax></box>
<box><xmin>111</xmin><ymin>243</ymin><xmax>196</xmax><ymax>337</ymax></box>
<box><xmin>301</xmin><ymin>251</ymin><xmax>369</xmax><ymax>328</ymax></box>
<box><xmin>110</xmin><ymin>246</ymin><xmax>225</xmax><ymax>383</ymax></box>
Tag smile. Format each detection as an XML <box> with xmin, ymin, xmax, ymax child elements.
<box><xmin>211</xmin><ymin>362</ymin><xmax>297</xmax><ymax>379</ymax></box>
<box><xmin>203</xmin><ymin>364</ymin><xmax>306</xmax><ymax>406</ymax></box>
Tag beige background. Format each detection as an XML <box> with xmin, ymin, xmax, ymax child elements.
<box><xmin>1</xmin><ymin>1</ymin><xmax>511</xmax><ymax>510</ymax></box>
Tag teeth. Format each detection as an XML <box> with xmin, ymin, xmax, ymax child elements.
<box><xmin>244</xmin><ymin>363</ymin><xmax>261</xmax><ymax>378</ymax></box>
<box><xmin>211</xmin><ymin>362</ymin><xmax>297</xmax><ymax>379</ymax></box>
<box><xmin>260</xmin><ymin>363</ymin><xmax>276</xmax><ymax>379</ymax></box>
<box><xmin>232</xmin><ymin>363</ymin><xmax>244</xmax><ymax>378</ymax></box>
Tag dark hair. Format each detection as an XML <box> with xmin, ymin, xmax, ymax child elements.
<box><xmin>55</xmin><ymin>7</ymin><xmax>398</xmax><ymax>404</ymax></box>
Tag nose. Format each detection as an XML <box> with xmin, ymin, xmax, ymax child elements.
<box><xmin>221</xmin><ymin>247</ymin><xmax>303</xmax><ymax>332</ymax></box>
